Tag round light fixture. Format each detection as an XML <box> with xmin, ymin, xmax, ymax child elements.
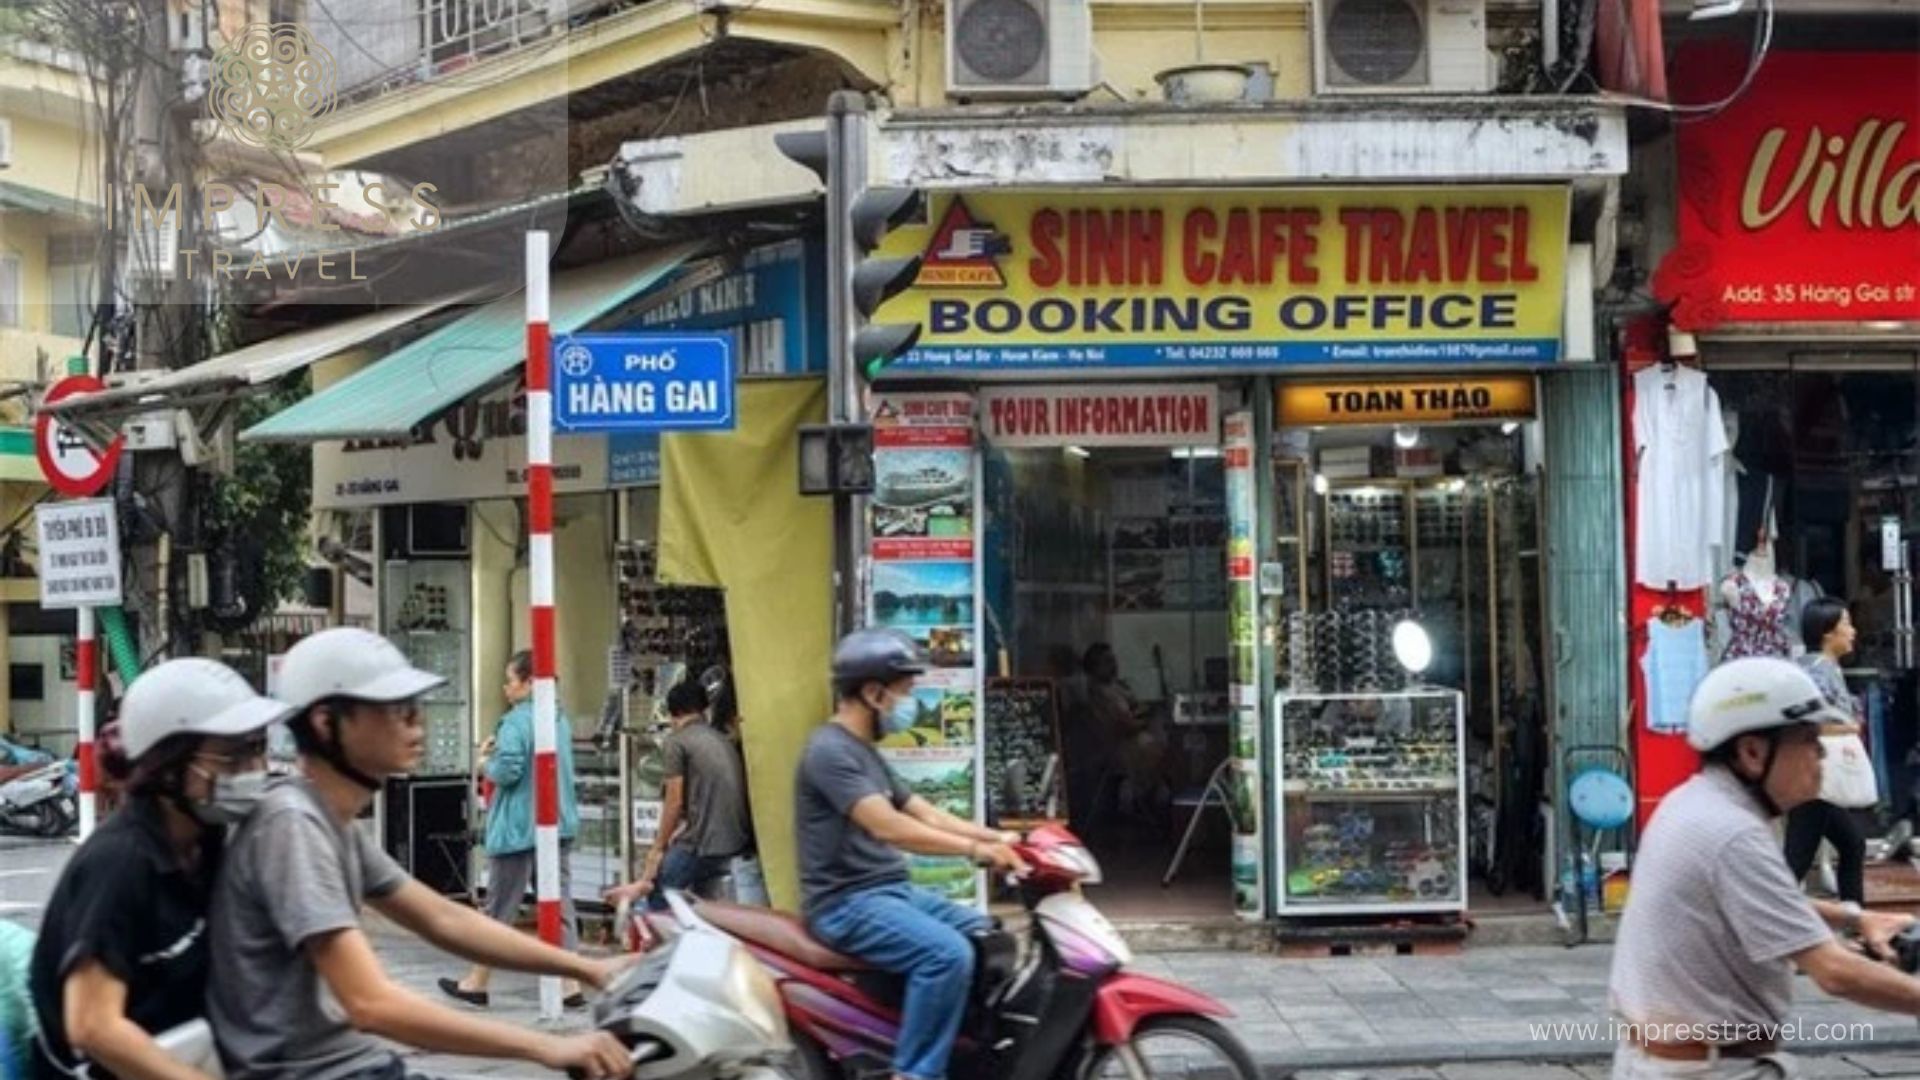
<box><xmin>1392</xmin><ymin>619</ymin><xmax>1433</xmax><ymax>676</ymax></box>
<box><xmin>1313</xmin><ymin>472</ymin><xmax>1330</xmax><ymax>496</ymax></box>
<box><xmin>1393</xmin><ymin>426</ymin><xmax>1421</xmax><ymax>449</ymax></box>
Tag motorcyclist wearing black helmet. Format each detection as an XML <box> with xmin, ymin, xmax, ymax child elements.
<box><xmin>796</xmin><ymin>628</ymin><xmax>1027</xmax><ymax>1080</ymax></box>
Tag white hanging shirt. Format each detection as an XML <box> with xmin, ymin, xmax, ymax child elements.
<box><xmin>1634</xmin><ymin>365</ymin><xmax>1729</xmax><ymax>589</ymax></box>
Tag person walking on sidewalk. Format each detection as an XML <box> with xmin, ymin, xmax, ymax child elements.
<box><xmin>28</xmin><ymin>660</ymin><xmax>289</xmax><ymax>1080</ymax></box>
<box><xmin>1610</xmin><ymin>657</ymin><xmax>1920</xmax><ymax>1080</ymax></box>
<box><xmin>207</xmin><ymin>629</ymin><xmax>627</xmax><ymax>1080</ymax></box>
<box><xmin>1783</xmin><ymin>598</ymin><xmax>1869</xmax><ymax>904</ymax></box>
<box><xmin>605</xmin><ymin>678</ymin><xmax>753</xmax><ymax>910</ymax></box>
<box><xmin>440</xmin><ymin>650</ymin><xmax>585</xmax><ymax>1007</ymax></box>
<box><xmin>798</xmin><ymin>629</ymin><xmax>1027</xmax><ymax>1080</ymax></box>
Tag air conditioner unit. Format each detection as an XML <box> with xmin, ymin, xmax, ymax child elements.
<box><xmin>1312</xmin><ymin>0</ymin><xmax>1494</xmax><ymax>95</ymax></box>
<box><xmin>947</xmin><ymin>0</ymin><xmax>1094</xmax><ymax>100</ymax></box>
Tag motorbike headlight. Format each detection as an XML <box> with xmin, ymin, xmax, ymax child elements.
<box><xmin>724</xmin><ymin>945</ymin><xmax>786</xmax><ymax>1043</ymax></box>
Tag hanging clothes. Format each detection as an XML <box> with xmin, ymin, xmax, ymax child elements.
<box><xmin>1723</xmin><ymin>571</ymin><xmax>1795</xmax><ymax>660</ymax></box>
<box><xmin>1633</xmin><ymin>364</ymin><xmax>1729</xmax><ymax>589</ymax></box>
<box><xmin>1643</xmin><ymin>616</ymin><xmax>1710</xmax><ymax>735</ymax></box>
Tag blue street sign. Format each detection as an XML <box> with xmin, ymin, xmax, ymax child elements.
<box><xmin>551</xmin><ymin>334</ymin><xmax>736</xmax><ymax>434</ymax></box>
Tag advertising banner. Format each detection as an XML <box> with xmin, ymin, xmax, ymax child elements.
<box><xmin>877</xmin><ymin>188</ymin><xmax>1570</xmax><ymax>373</ymax></box>
<box><xmin>1223</xmin><ymin>412</ymin><xmax>1264</xmax><ymax>919</ymax></box>
<box><xmin>1659</xmin><ymin>46</ymin><xmax>1920</xmax><ymax>327</ymax></box>
<box><xmin>869</xmin><ymin>393</ymin><xmax>983</xmax><ymax>903</ymax></box>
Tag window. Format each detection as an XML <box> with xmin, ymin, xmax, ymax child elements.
<box><xmin>48</xmin><ymin>237</ymin><xmax>96</xmax><ymax>339</ymax></box>
<box><xmin>9</xmin><ymin>663</ymin><xmax>44</xmax><ymax>702</ymax></box>
<box><xmin>0</xmin><ymin>255</ymin><xmax>19</xmax><ymax>328</ymax></box>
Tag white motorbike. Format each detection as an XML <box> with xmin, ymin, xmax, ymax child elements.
<box><xmin>591</xmin><ymin>914</ymin><xmax>798</xmax><ymax>1080</ymax></box>
<box><xmin>0</xmin><ymin>759</ymin><xmax>77</xmax><ymax>837</ymax></box>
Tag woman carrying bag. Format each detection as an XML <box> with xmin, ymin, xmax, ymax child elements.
<box><xmin>1784</xmin><ymin>597</ymin><xmax>1874</xmax><ymax>904</ymax></box>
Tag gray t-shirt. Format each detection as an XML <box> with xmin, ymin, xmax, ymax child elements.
<box><xmin>796</xmin><ymin>723</ymin><xmax>912</xmax><ymax>919</ymax></box>
<box><xmin>662</xmin><ymin>720</ymin><xmax>752</xmax><ymax>858</ymax></box>
<box><xmin>1609</xmin><ymin>767</ymin><xmax>1833</xmax><ymax>1032</ymax></box>
<box><xmin>209</xmin><ymin>778</ymin><xmax>408</xmax><ymax>1080</ymax></box>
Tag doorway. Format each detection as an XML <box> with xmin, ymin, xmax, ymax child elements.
<box><xmin>1706</xmin><ymin>353</ymin><xmax>1919</xmax><ymax>819</ymax></box>
<box><xmin>982</xmin><ymin>443</ymin><xmax>1234</xmax><ymax>918</ymax></box>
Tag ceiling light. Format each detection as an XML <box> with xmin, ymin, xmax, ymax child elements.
<box><xmin>1171</xmin><ymin>446</ymin><xmax>1223</xmax><ymax>460</ymax></box>
<box><xmin>1501</xmin><ymin>421</ymin><xmax>1521</xmax><ymax>435</ymax></box>
<box><xmin>1065</xmin><ymin>445</ymin><xmax>1091</xmax><ymax>459</ymax></box>
<box><xmin>1689</xmin><ymin>0</ymin><xmax>1745</xmax><ymax>18</ymax></box>
<box><xmin>1312</xmin><ymin>473</ymin><xmax>1330</xmax><ymax>496</ymax></box>
<box><xmin>1393</xmin><ymin>426</ymin><xmax>1421</xmax><ymax>449</ymax></box>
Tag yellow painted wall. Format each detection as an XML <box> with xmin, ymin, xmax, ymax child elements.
<box><xmin>1</xmin><ymin>113</ymin><xmax>102</xmax><ymax>209</ymax></box>
<box><xmin>898</xmin><ymin>0</ymin><xmax>1311</xmax><ymax>107</ymax></box>
<box><xmin>0</xmin><ymin>213</ymin><xmax>52</xmax><ymax>333</ymax></box>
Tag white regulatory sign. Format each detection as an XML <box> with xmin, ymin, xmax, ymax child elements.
<box><xmin>35</xmin><ymin>499</ymin><xmax>123</xmax><ymax>608</ymax></box>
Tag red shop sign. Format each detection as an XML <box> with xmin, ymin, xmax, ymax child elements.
<box><xmin>1655</xmin><ymin>45</ymin><xmax>1920</xmax><ymax>329</ymax></box>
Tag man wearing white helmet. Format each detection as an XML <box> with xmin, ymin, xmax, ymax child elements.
<box><xmin>206</xmin><ymin>628</ymin><xmax>628</xmax><ymax>1080</ymax></box>
<box><xmin>29</xmin><ymin>658</ymin><xmax>290</xmax><ymax>1080</ymax></box>
<box><xmin>1610</xmin><ymin>657</ymin><xmax>1920</xmax><ymax>1078</ymax></box>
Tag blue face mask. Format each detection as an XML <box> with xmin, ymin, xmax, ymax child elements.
<box><xmin>879</xmin><ymin>691</ymin><xmax>918</xmax><ymax>736</ymax></box>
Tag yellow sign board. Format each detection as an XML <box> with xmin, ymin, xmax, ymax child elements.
<box><xmin>1277</xmin><ymin>376</ymin><xmax>1538</xmax><ymax>426</ymax></box>
<box><xmin>876</xmin><ymin>187</ymin><xmax>1570</xmax><ymax>374</ymax></box>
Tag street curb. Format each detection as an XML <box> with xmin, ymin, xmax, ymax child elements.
<box><xmin>1254</xmin><ymin>1033</ymin><xmax>1920</xmax><ymax>1078</ymax></box>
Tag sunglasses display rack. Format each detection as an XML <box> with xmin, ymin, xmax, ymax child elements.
<box><xmin>1271</xmin><ymin>689</ymin><xmax>1467</xmax><ymax>915</ymax></box>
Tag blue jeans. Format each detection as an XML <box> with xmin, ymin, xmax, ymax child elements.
<box><xmin>647</xmin><ymin>845</ymin><xmax>734</xmax><ymax>911</ymax></box>
<box><xmin>809</xmin><ymin>884</ymin><xmax>988</xmax><ymax>1080</ymax></box>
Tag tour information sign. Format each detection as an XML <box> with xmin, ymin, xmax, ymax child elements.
<box><xmin>551</xmin><ymin>334</ymin><xmax>736</xmax><ymax>434</ymax></box>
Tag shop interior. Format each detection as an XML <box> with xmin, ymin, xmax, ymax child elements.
<box><xmin>980</xmin><ymin>390</ymin><xmax>1553</xmax><ymax>920</ymax></box>
<box><xmin>984</xmin><ymin>441</ymin><xmax>1236</xmax><ymax>916</ymax></box>
<box><xmin>1698</xmin><ymin>352</ymin><xmax>1918</xmax><ymax>836</ymax></box>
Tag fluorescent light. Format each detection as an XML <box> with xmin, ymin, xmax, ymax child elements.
<box><xmin>1064</xmin><ymin>445</ymin><xmax>1091</xmax><ymax>459</ymax></box>
<box><xmin>1312</xmin><ymin>473</ymin><xmax>1330</xmax><ymax>495</ymax></box>
<box><xmin>1865</xmin><ymin>320</ymin><xmax>1905</xmax><ymax>331</ymax></box>
<box><xmin>1171</xmin><ymin>446</ymin><xmax>1223</xmax><ymax>460</ymax></box>
<box><xmin>1393</xmin><ymin>426</ymin><xmax>1421</xmax><ymax>449</ymax></box>
<box><xmin>1689</xmin><ymin>0</ymin><xmax>1745</xmax><ymax>18</ymax></box>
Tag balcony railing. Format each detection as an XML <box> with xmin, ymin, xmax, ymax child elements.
<box><xmin>313</xmin><ymin>0</ymin><xmax>624</xmax><ymax>108</ymax></box>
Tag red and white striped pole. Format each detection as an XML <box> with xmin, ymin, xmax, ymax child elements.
<box><xmin>525</xmin><ymin>230</ymin><xmax>564</xmax><ymax>1020</ymax></box>
<box><xmin>75</xmin><ymin>605</ymin><xmax>96</xmax><ymax>840</ymax></box>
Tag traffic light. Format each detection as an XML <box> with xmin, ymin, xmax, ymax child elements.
<box><xmin>775</xmin><ymin>93</ymin><xmax>926</xmax><ymax>389</ymax></box>
<box><xmin>848</xmin><ymin>188</ymin><xmax>925</xmax><ymax>382</ymax></box>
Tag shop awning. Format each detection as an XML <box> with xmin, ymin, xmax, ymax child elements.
<box><xmin>0</xmin><ymin>426</ymin><xmax>42</xmax><ymax>483</ymax></box>
<box><xmin>0</xmin><ymin>181</ymin><xmax>98</xmax><ymax>221</ymax></box>
<box><xmin>43</xmin><ymin>300</ymin><xmax>465</xmax><ymax>423</ymax></box>
<box><xmin>241</xmin><ymin>244</ymin><xmax>699</xmax><ymax>444</ymax></box>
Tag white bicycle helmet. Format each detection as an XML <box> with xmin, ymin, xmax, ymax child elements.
<box><xmin>277</xmin><ymin>627</ymin><xmax>445</xmax><ymax>712</ymax></box>
<box><xmin>1686</xmin><ymin>656</ymin><xmax>1846</xmax><ymax>753</ymax></box>
<box><xmin>119</xmin><ymin>658</ymin><xmax>294</xmax><ymax>762</ymax></box>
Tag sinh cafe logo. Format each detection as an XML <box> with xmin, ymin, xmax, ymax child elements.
<box><xmin>208</xmin><ymin>22</ymin><xmax>336</xmax><ymax>151</ymax></box>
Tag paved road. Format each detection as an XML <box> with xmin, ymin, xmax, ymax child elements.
<box><xmin>11</xmin><ymin>832</ymin><xmax>1920</xmax><ymax>1078</ymax></box>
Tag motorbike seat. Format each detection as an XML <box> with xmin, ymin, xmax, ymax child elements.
<box><xmin>693</xmin><ymin>900</ymin><xmax>872</xmax><ymax>973</ymax></box>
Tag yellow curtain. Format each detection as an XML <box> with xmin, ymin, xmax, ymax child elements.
<box><xmin>657</xmin><ymin>378</ymin><xmax>831</xmax><ymax>912</ymax></box>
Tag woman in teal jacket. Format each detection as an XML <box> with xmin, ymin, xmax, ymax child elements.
<box><xmin>439</xmin><ymin>649</ymin><xmax>584</xmax><ymax>1007</ymax></box>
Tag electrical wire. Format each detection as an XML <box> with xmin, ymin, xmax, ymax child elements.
<box><xmin>1670</xmin><ymin>0</ymin><xmax>1774</xmax><ymax>121</ymax></box>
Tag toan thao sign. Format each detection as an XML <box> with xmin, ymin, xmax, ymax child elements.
<box><xmin>35</xmin><ymin>499</ymin><xmax>123</xmax><ymax>608</ymax></box>
<box><xmin>552</xmin><ymin>334</ymin><xmax>736</xmax><ymax>434</ymax></box>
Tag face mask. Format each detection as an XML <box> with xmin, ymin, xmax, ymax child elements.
<box><xmin>878</xmin><ymin>692</ymin><xmax>918</xmax><ymax>736</ymax></box>
<box><xmin>190</xmin><ymin>767</ymin><xmax>271</xmax><ymax>826</ymax></box>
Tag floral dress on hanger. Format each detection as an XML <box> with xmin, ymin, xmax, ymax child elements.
<box><xmin>1723</xmin><ymin>570</ymin><xmax>1794</xmax><ymax>659</ymax></box>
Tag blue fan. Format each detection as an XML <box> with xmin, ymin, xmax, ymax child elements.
<box><xmin>1569</xmin><ymin>767</ymin><xmax>1634</xmax><ymax>832</ymax></box>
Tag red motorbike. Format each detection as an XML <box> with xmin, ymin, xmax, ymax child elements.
<box><xmin>630</xmin><ymin>825</ymin><xmax>1257</xmax><ymax>1080</ymax></box>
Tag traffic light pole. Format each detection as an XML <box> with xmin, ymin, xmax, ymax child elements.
<box><xmin>826</xmin><ymin>92</ymin><xmax>867</xmax><ymax>641</ymax></box>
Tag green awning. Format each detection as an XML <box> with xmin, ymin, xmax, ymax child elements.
<box><xmin>241</xmin><ymin>244</ymin><xmax>699</xmax><ymax>444</ymax></box>
<box><xmin>0</xmin><ymin>181</ymin><xmax>98</xmax><ymax>221</ymax></box>
<box><xmin>0</xmin><ymin>426</ymin><xmax>43</xmax><ymax>483</ymax></box>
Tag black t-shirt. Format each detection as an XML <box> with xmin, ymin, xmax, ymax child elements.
<box><xmin>795</xmin><ymin>723</ymin><xmax>912</xmax><ymax>919</ymax></box>
<box><xmin>29</xmin><ymin>795</ymin><xmax>221</xmax><ymax>1080</ymax></box>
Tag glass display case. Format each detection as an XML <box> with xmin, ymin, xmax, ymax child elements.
<box><xmin>1272</xmin><ymin>689</ymin><xmax>1466</xmax><ymax>915</ymax></box>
